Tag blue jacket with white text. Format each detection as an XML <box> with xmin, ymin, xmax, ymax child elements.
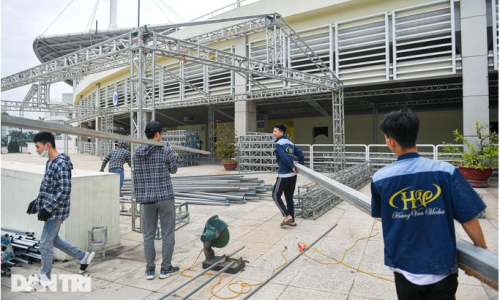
<box><xmin>274</xmin><ymin>136</ymin><xmax>305</xmax><ymax>177</ymax></box>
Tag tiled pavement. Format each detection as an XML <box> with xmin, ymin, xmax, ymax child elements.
<box><xmin>1</xmin><ymin>153</ymin><xmax>498</xmax><ymax>299</ymax></box>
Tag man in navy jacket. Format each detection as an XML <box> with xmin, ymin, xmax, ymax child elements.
<box><xmin>272</xmin><ymin>123</ymin><xmax>304</xmax><ymax>227</ymax></box>
<box><xmin>371</xmin><ymin>108</ymin><xmax>487</xmax><ymax>299</ymax></box>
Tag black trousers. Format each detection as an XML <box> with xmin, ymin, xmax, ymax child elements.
<box><xmin>272</xmin><ymin>176</ymin><xmax>297</xmax><ymax>221</ymax></box>
<box><xmin>394</xmin><ymin>272</ymin><xmax>458</xmax><ymax>300</ymax></box>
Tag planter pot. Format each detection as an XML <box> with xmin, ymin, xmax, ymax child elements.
<box><xmin>223</xmin><ymin>163</ymin><xmax>237</xmax><ymax>171</ymax></box>
<box><xmin>458</xmin><ymin>165</ymin><xmax>493</xmax><ymax>188</ymax></box>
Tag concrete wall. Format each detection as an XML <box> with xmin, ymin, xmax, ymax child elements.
<box><xmin>292</xmin><ymin>110</ymin><xmax>468</xmax><ymax>146</ymax></box>
<box><xmin>1</xmin><ymin>162</ymin><xmax>120</xmax><ymax>260</ymax></box>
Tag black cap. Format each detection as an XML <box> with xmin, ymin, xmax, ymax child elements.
<box><xmin>145</xmin><ymin>121</ymin><xmax>163</xmax><ymax>133</ymax></box>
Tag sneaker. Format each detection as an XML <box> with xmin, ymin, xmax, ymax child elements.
<box><xmin>145</xmin><ymin>270</ymin><xmax>155</xmax><ymax>280</ymax></box>
<box><xmin>79</xmin><ymin>251</ymin><xmax>95</xmax><ymax>274</ymax></box>
<box><xmin>159</xmin><ymin>266</ymin><xmax>180</xmax><ymax>279</ymax></box>
<box><xmin>23</xmin><ymin>274</ymin><xmax>53</xmax><ymax>292</ymax></box>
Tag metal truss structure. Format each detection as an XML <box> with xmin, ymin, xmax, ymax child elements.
<box><xmin>161</xmin><ymin>130</ymin><xmax>201</xmax><ymax>166</ymax></box>
<box><xmin>295</xmin><ymin>162</ymin><xmax>374</xmax><ymax>220</ymax></box>
<box><xmin>100</xmin><ymin>112</ymin><xmax>114</xmax><ymax>159</ymax></box>
<box><xmin>1</xmin><ymin>12</ymin><xmax>345</xmax><ymax>173</ymax></box>
<box><xmin>19</xmin><ymin>84</ymin><xmax>50</xmax><ymax>118</ymax></box>
<box><xmin>208</xmin><ymin>106</ymin><xmax>215</xmax><ymax>162</ymax></box>
<box><xmin>238</xmin><ymin>132</ymin><xmax>277</xmax><ymax>172</ymax></box>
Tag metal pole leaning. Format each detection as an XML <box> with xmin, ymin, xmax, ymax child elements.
<box><xmin>293</xmin><ymin>162</ymin><xmax>499</xmax><ymax>290</ymax></box>
<box><xmin>158</xmin><ymin>246</ymin><xmax>245</xmax><ymax>300</ymax></box>
<box><xmin>242</xmin><ymin>223</ymin><xmax>338</xmax><ymax>300</ymax></box>
<box><xmin>179</xmin><ymin>261</ymin><xmax>236</xmax><ymax>300</ymax></box>
<box><xmin>1</xmin><ymin>115</ymin><xmax>210</xmax><ymax>155</ymax></box>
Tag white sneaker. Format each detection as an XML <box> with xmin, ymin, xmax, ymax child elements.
<box><xmin>79</xmin><ymin>252</ymin><xmax>95</xmax><ymax>274</ymax></box>
<box><xmin>23</xmin><ymin>274</ymin><xmax>53</xmax><ymax>292</ymax></box>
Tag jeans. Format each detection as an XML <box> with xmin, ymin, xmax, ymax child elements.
<box><xmin>39</xmin><ymin>220</ymin><xmax>85</xmax><ymax>280</ymax></box>
<box><xmin>141</xmin><ymin>200</ymin><xmax>176</xmax><ymax>271</ymax></box>
<box><xmin>109</xmin><ymin>169</ymin><xmax>124</xmax><ymax>197</ymax></box>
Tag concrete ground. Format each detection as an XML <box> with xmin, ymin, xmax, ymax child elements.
<box><xmin>1</xmin><ymin>153</ymin><xmax>498</xmax><ymax>300</ymax></box>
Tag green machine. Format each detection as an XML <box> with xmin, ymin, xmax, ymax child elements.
<box><xmin>201</xmin><ymin>215</ymin><xmax>246</xmax><ymax>274</ymax></box>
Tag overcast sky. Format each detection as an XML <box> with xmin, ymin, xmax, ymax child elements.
<box><xmin>1</xmin><ymin>0</ymin><xmax>253</xmax><ymax>119</ymax></box>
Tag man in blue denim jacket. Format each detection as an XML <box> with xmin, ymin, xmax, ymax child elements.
<box><xmin>272</xmin><ymin>123</ymin><xmax>304</xmax><ymax>227</ymax></box>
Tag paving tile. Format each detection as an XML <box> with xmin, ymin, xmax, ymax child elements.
<box><xmin>76</xmin><ymin>281</ymin><xmax>153</xmax><ymax>300</ymax></box>
<box><xmin>119</xmin><ymin>242</ymin><xmax>151</xmax><ymax>262</ymax></box>
<box><xmin>141</xmin><ymin>292</ymin><xmax>180</xmax><ymax>300</ymax></box>
<box><xmin>237</xmin><ymin>243</ymin><xmax>308</xmax><ymax>286</ymax></box>
<box><xmin>457</xmin><ymin>269</ymin><xmax>483</xmax><ymax>286</ymax></box>
<box><xmin>240</xmin><ymin>211</ymin><xmax>278</xmax><ymax>221</ymax></box>
<box><xmin>237</xmin><ymin>229</ymin><xmax>286</xmax><ymax>245</ymax></box>
<box><xmin>327</xmin><ymin>224</ymin><xmax>374</xmax><ymax>240</ymax></box>
<box><xmin>349</xmin><ymin>271</ymin><xmax>397</xmax><ymax>300</ymax></box>
<box><xmin>0</xmin><ymin>287</ymin><xmax>43</xmax><ymax>300</ymax></box>
<box><xmin>357</xmin><ymin>240</ymin><xmax>393</xmax><ymax>277</ymax></box>
<box><xmin>278</xmin><ymin>286</ymin><xmax>348</xmax><ymax>300</ymax></box>
<box><xmin>288</xmin><ymin>259</ymin><xmax>357</xmax><ymax>295</ymax></box>
<box><xmin>227</xmin><ymin>218</ymin><xmax>265</xmax><ymax>229</ymax></box>
<box><xmin>456</xmin><ymin>283</ymin><xmax>490</xmax><ymax>300</ymax></box>
<box><xmin>24</xmin><ymin>272</ymin><xmax>111</xmax><ymax>300</ymax></box>
<box><xmin>481</xmin><ymin>281</ymin><xmax>499</xmax><ymax>300</ymax></box>
<box><xmin>120</xmin><ymin>230</ymin><xmax>146</xmax><ymax>243</ymax></box>
<box><xmin>156</xmin><ymin>267</ymin><xmax>239</xmax><ymax>300</ymax></box>
<box><xmin>315</xmin><ymin>236</ymin><xmax>369</xmax><ymax>268</ymax></box>
<box><xmin>105</xmin><ymin>238</ymin><xmax>143</xmax><ymax>258</ymax></box>
<box><xmin>56</xmin><ymin>257</ymin><xmax>143</xmax><ymax>282</ymax></box>
<box><xmin>225</xmin><ymin>226</ymin><xmax>254</xmax><ymax>241</ymax></box>
<box><xmin>209</xmin><ymin>279</ymin><xmax>286</xmax><ymax>300</ymax></box>
<box><xmin>114</xmin><ymin>266</ymin><xmax>176</xmax><ymax>292</ymax></box>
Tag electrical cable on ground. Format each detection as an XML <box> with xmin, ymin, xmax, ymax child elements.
<box><xmin>41</xmin><ymin>0</ymin><xmax>76</xmax><ymax>37</ymax></box>
<box><xmin>297</xmin><ymin>220</ymin><xmax>394</xmax><ymax>283</ymax></box>
<box><xmin>181</xmin><ymin>221</ymin><xmax>392</xmax><ymax>299</ymax></box>
<box><xmin>181</xmin><ymin>246</ymin><xmax>289</xmax><ymax>299</ymax></box>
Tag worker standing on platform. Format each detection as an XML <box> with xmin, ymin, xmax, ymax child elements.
<box><xmin>100</xmin><ymin>141</ymin><xmax>131</xmax><ymax>198</ymax></box>
<box><xmin>272</xmin><ymin>123</ymin><xmax>304</xmax><ymax>228</ymax></box>
<box><xmin>133</xmin><ymin>121</ymin><xmax>179</xmax><ymax>280</ymax></box>
<box><xmin>26</xmin><ymin>132</ymin><xmax>95</xmax><ymax>291</ymax></box>
<box><xmin>371</xmin><ymin>108</ymin><xmax>487</xmax><ymax>300</ymax></box>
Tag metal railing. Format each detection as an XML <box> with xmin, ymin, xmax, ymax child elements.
<box><xmin>294</xmin><ymin>143</ymin><xmax>469</xmax><ymax>172</ymax></box>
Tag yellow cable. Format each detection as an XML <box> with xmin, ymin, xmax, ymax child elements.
<box><xmin>297</xmin><ymin>220</ymin><xmax>394</xmax><ymax>283</ymax></box>
<box><xmin>180</xmin><ymin>247</ymin><xmax>289</xmax><ymax>299</ymax></box>
<box><xmin>180</xmin><ymin>221</ymin><xmax>392</xmax><ymax>299</ymax></box>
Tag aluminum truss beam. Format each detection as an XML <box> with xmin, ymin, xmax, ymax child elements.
<box><xmin>1</xmin><ymin>115</ymin><xmax>209</xmax><ymax>155</ymax></box>
<box><xmin>294</xmin><ymin>163</ymin><xmax>498</xmax><ymax>289</ymax></box>
<box><xmin>152</xmin><ymin>32</ymin><xmax>340</xmax><ymax>90</ymax></box>
<box><xmin>2</xmin><ymin>19</ymin><xmax>340</xmax><ymax>92</ymax></box>
<box><xmin>1</xmin><ymin>32</ymin><xmax>134</xmax><ymax>91</ymax></box>
<box><xmin>208</xmin><ymin>106</ymin><xmax>215</xmax><ymax>162</ymax></box>
<box><xmin>332</xmin><ymin>90</ymin><xmax>345</xmax><ymax>171</ymax></box>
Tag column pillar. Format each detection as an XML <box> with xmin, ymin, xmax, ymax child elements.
<box><xmin>461</xmin><ymin>0</ymin><xmax>489</xmax><ymax>143</ymax></box>
<box><xmin>233</xmin><ymin>36</ymin><xmax>256</xmax><ymax>137</ymax></box>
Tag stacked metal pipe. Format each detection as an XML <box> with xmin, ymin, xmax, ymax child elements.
<box><xmin>121</xmin><ymin>174</ymin><xmax>271</xmax><ymax>206</ymax></box>
<box><xmin>295</xmin><ymin>163</ymin><xmax>375</xmax><ymax>219</ymax></box>
<box><xmin>1</xmin><ymin>229</ymin><xmax>41</xmax><ymax>272</ymax></box>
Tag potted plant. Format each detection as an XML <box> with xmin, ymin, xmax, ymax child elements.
<box><xmin>214</xmin><ymin>123</ymin><xmax>238</xmax><ymax>171</ymax></box>
<box><xmin>442</xmin><ymin>121</ymin><xmax>498</xmax><ymax>187</ymax></box>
